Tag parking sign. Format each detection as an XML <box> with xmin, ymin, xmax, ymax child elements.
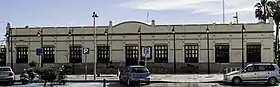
<box><xmin>36</xmin><ymin>48</ymin><xmax>43</xmax><ymax>56</ymax></box>
<box><xmin>83</xmin><ymin>48</ymin><xmax>90</xmax><ymax>54</ymax></box>
<box><xmin>142</xmin><ymin>46</ymin><xmax>150</xmax><ymax>57</ymax></box>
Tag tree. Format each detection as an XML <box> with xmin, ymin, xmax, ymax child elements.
<box><xmin>255</xmin><ymin>0</ymin><xmax>280</xmax><ymax>62</ymax></box>
<box><xmin>254</xmin><ymin>0</ymin><xmax>268</xmax><ymax>23</ymax></box>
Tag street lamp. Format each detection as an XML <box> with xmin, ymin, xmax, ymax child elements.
<box><xmin>104</xmin><ymin>28</ymin><xmax>109</xmax><ymax>68</ymax></box>
<box><xmin>241</xmin><ymin>24</ymin><xmax>246</xmax><ymax>68</ymax></box>
<box><xmin>172</xmin><ymin>26</ymin><xmax>176</xmax><ymax>74</ymax></box>
<box><xmin>68</xmin><ymin>29</ymin><xmax>75</xmax><ymax>74</ymax></box>
<box><xmin>92</xmin><ymin>11</ymin><xmax>98</xmax><ymax>80</ymax></box>
<box><xmin>206</xmin><ymin>25</ymin><xmax>210</xmax><ymax>74</ymax></box>
<box><xmin>5</xmin><ymin>27</ymin><xmax>12</xmax><ymax>70</ymax></box>
<box><xmin>37</xmin><ymin>30</ymin><xmax>43</xmax><ymax>67</ymax></box>
<box><xmin>138</xmin><ymin>26</ymin><xmax>142</xmax><ymax>65</ymax></box>
<box><xmin>26</xmin><ymin>25</ymin><xmax>43</xmax><ymax>67</ymax></box>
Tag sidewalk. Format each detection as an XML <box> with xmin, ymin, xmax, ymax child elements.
<box><xmin>15</xmin><ymin>74</ymin><xmax>223</xmax><ymax>83</ymax></box>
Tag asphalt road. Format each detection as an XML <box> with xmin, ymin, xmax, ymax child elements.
<box><xmin>1</xmin><ymin>82</ymin><xmax>279</xmax><ymax>87</ymax></box>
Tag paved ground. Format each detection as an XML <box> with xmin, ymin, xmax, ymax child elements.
<box><xmin>1</xmin><ymin>82</ymin><xmax>279</xmax><ymax>87</ymax></box>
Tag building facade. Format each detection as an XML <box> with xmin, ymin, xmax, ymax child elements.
<box><xmin>5</xmin><ymin>19</ymin><xmax>275</xmax><ymax>74</ymax></box>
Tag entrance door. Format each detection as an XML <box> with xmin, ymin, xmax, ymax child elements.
<box><xmin>125</xmin><ymin>46</ymin><xmax>139</xmax><ymax>66</ymax></box>
<box><xmin>0</xmin><ymin>48</ymin><xmax>6</xmax><ymax>66</ymax></box>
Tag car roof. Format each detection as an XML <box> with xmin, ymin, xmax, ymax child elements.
<box><xmin>127</xmin><ymin>65</ymin><xmax>145</xmax><ymax>68</ymax></box>
<box><xmin>247</xmin><ymin>63</ymin><xmax>277</xmax><ymax>66</ymax></box>
<box><xmin>0</xmin><ymin>66</ymin><xmax>11</xmax><ymax>68</ymax></box>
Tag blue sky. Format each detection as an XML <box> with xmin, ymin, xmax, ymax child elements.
<box><xmin>0</xmin><ymin>0</ymin><xmax>262</xmax><ymax>42</ymax></box>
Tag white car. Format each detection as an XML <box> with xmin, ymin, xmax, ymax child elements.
<box><xmin>0</xmin><ymin>66</ymin><xmax>15</xmax><ymax>85</ymax></box>
<box><xmin>224</xmin><ymin>63</ymin><xmax>280</xmax><ymax>85</ymax></box>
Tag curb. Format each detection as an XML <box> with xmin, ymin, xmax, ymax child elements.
<box><xmin>201</xmin><ymin>81</ymin><xmax>223</xmax><ymax>83</ymax></box>
<box><xmin>14</xmin><ymin>80</ymin><xmax>224</xmax><ymax>83</ymax></box>
<box><xmin>65</xmin><ymin>80</ymin><xmax>179</xmax><ymax>83</ymax></box>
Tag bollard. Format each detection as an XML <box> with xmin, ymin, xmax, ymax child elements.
<box><xmin>117</xmin><ymin>69</ymin><xmax>120</xmax><ymax>76</ymax></box>
<box><xmin>98</xmin><ymin>73</ymin><xmax>101</xmax><ymax>77</ymax></box>
<box><xmin>138</xmin><ymin>80</ymin><xmax>141</xmax><ymax>87</ymax></box>
<box><xmin>103</xmin><ymin>79</ymin><xmax>106</xmax><ymax>87</ymax></box>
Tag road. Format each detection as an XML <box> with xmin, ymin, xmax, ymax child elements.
<box><xmin>1</xmin><ymin>82</ymin><xmax>279</xmax><ymax>87</ymax></box>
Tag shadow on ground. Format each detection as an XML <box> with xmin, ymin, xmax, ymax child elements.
<box><xmin>107</xmin><ymin>82</ymin><xmax>149</xmax><ymax>87</ymax></box>
<box><xmin>220</xmin><ymin>82</ymin><xmax>278</xmax><ymax>87</ymax></box>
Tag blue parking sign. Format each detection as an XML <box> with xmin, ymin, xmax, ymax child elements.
<box><xmin>143</xmin><ymin>46</ymin><xmax>150</xmax><ymax>57</ymax></box>
<box><xmin>36</xmin><ymin>48</ymin><xmax>43</xmax><ymax>56</ymax></box>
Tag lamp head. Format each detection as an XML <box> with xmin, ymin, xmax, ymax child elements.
<box><xmin>206</xmin><ymin>25</ymin><xmax>209</xmax><ymax>33</ymax></box>
<box><xmin>68</xmin><ymin>31</ymin><xmax>72</xmax><ymax>36</ymax></box>
<box><xmin>104</xmin><ymin>30</ymin><xmax>108</xmax><ymax>35</ymax></box>
<box><xmin>172</xmin><ymin>26</ymin><xmax>175</xmax><ymax>33</ymax></box>
<box><xmin>242</xmin><ymin>24</ymin><xmax>246</xmax><ymax>32</ymax></box>
<box><xmin>37</xmin><ymin>31</ymin><xmax>41</xmax><ymax>37</ymax></box>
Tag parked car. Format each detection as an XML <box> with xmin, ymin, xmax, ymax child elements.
<box><xmin>0</xmin><ymin>66</ymin><xmax>14</xmax><ymax>85</ymax></box>
<box><xmin>119</xmin><ymin>65</ymin><xmax>150</xmax><ymax>86</ymax></box>
<box><xmin>224</xmin><ymin>63</ymin><xmax>280</xmax><ymax>85</ymax></box>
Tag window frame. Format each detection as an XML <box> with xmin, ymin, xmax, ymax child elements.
<box><xmin>215</xmin><ymin>45</ymin><xmax>230</xmax><ymax>63</ymax></box>
<box><xmin>42</xmin><ymin>46</ymin><xmax>55</xmax><ymax>63</ymax></box>
<box><xmin>69</xmin><ymin>45</ymin><xmax>82</xmax><ymax>63</ymax></box>
<box><xmin>184</xmin><ymin>45</ymin><xmax>199</xmax><ymax>63</ymax></box>
<box><xmin>247</xmin><ymin>45</ymin><xmax>261</xmax><ymax>63</ymax></box>
<box><xmin>97</xmin><ymin>45</ymin><xmax>110</xmax><ymax>63</ymax></box>
<box><xmin>154</xmin><ymin>45</ymin><xmax>168</xmax><ymax>63</ymax></box>
<box><xmin>16</xmin><ymin>47</ymin><xmax>28</xmax><ymax>63</ymax></box>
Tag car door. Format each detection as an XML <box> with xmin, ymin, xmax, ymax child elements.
<box><xmin>256</xmin><ymin>65</ymin><xmax>270</xmax><ymax>81</ymax></box>
<box><xmin>257</xmin><ymin>65</ymin><xmax>275</xmax><ymax>81</ymax></box>
<box><xmin>241</xmin><ymin>65</ymin><xmax>258</xmax><ymax>81</ymax></box>
<box><xmin>123</xmin><ymin>67</ymin><xmax>131</xmax><ymax>80</ymax></box>
<box><xmin>120</xmin><ymin>67</ymin><xmax>128</xmax><ymax>81</ymax></box>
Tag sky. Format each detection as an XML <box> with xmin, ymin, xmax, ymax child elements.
<box><xmin>0</xmin><ymin>0</ymin><xmax>264</xmax><ymax>43</ymax></box>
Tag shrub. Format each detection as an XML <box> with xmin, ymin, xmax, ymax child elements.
<box><xmin>29</xmin><ymin>61</ymin><xmax>38</xmax><ymax>68</ymax></box>
<box><xmin>39</xmin><ymin>67</ymin><xmax>58</xmax><ymax>87</ymax></box>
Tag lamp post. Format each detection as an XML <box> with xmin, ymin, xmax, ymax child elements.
<box><xmin>172</xmin><ymin>26</ymin><xmax>176</xmax><ymax>74</ymax></box>
<box><xmin>137</xmin><ymin>27</ymin><xmax>142</xmax><ymax>65</ymax></box>
<box><xmin>4</xmin><ymin>33</ymin><xmax>9</xmax><ymax>66</ymax></box>
<box><xmin>5</xmin><ymin>23</ymin><xmax>12</xmax><ymax>70</ymax></box>
<box><xmin>206</xmin><ymin>25</ymin><xmax>210</xmax><ymax>74</ymax></box>
<box><xmin>241</xmin><ymin>24</ymin><xmax>246</xmax><ymax>68</ymax></box>
<box><xmin>104</xmin><ymin>28</ymin><xmax>109</xmax><ymax>68</ymax></box>
<box><xmin>37</xmin><ymin>30</ymin><xmax>43</xmax><ymax>67</ymax></box>
<box><xmin>68</xmin><ymin>29</ymin><xmax>74</xmax><ymax>74</ymax></box>
<box><xmin>92</xmin><ymin>12</ymin><xmax>98</xmax><ymax>80</ymax></box>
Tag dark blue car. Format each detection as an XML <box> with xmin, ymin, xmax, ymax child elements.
<box><xmin>119</xmin><ymin>65</ymin><xmax>150</xmax><ymax>85</ymax></box>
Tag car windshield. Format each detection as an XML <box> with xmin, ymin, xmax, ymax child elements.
<box><xmin>131</xmin><ymin>67</ymin><xmax>148</xmax><ymax>73</ymax></box>
<box><xmin>0</xmin><ymin>68</ymin><xmax>11</xmax><ymax>71</ymax></box>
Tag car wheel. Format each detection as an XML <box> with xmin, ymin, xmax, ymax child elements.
<box><xmin>62</xmin><ymin>81</ymin><xmax>66</xmax><ymax>85</ymax></box>
<box><xmin>126</xmin><ymin>79</ymin><xmax>131</xmax><ymax>86</ymax></box>
<box><xmin>10</xmin><ymin>81</ymin><xmax>14</xmax><ymax>85</ymax></box>
<box><xmin>232</xmin><ymin>77</ymin><xmax>242</xmax><ymax>85</ymax></box>
<box><xmin>22</xmin><ymin>80</ymin><xmax>27</xmax><ymax>85</ymax></box>
<box><xmin>146</xmin><ymin>80</ymin><xmax>150</xmax><ymax>85</ymax></box>
<box><xmin>119</xmin><ymin>79</ymin><xmax>123</xmax><ymax>84</ymax></box>
<box><xmin>268</xmin><ymin>77</ymin><xmax>277</xmax><ymax>85</ymax></box>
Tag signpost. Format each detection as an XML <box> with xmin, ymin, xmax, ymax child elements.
<box><xmin>83</xmin><ymin>48</ymin><xmax>90</xmax><ymax>80</ymax></box>
<box><xmin>143</xmin><ymin>46</ymin><xmax>150</xmax><ymax>67</ymax></box>
<box><xmin>36</xmin><ymin>48</ymin><xmax>43</xmax><ymax>67</ymax></box>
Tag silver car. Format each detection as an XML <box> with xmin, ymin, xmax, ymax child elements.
<box><xmin>224</xmin><ymin>63</ymin><xmax>280</xmax><ymax>85</ymax></box>
<box><xmin>0</xmin><ymin>66</ymin><xmax>15</xmax><ymax>85</ymax></box>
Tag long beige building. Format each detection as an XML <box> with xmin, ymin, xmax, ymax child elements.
<box><xmin>5</xmin><ymin>19</ymin><xmax>275</xmax><ymax>74</ymax></box>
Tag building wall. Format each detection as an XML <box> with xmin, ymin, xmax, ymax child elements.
<box><xmin>5</xmin><ymin>20</ymin><xmax>275</xmax><ymax>73</ymax></box>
